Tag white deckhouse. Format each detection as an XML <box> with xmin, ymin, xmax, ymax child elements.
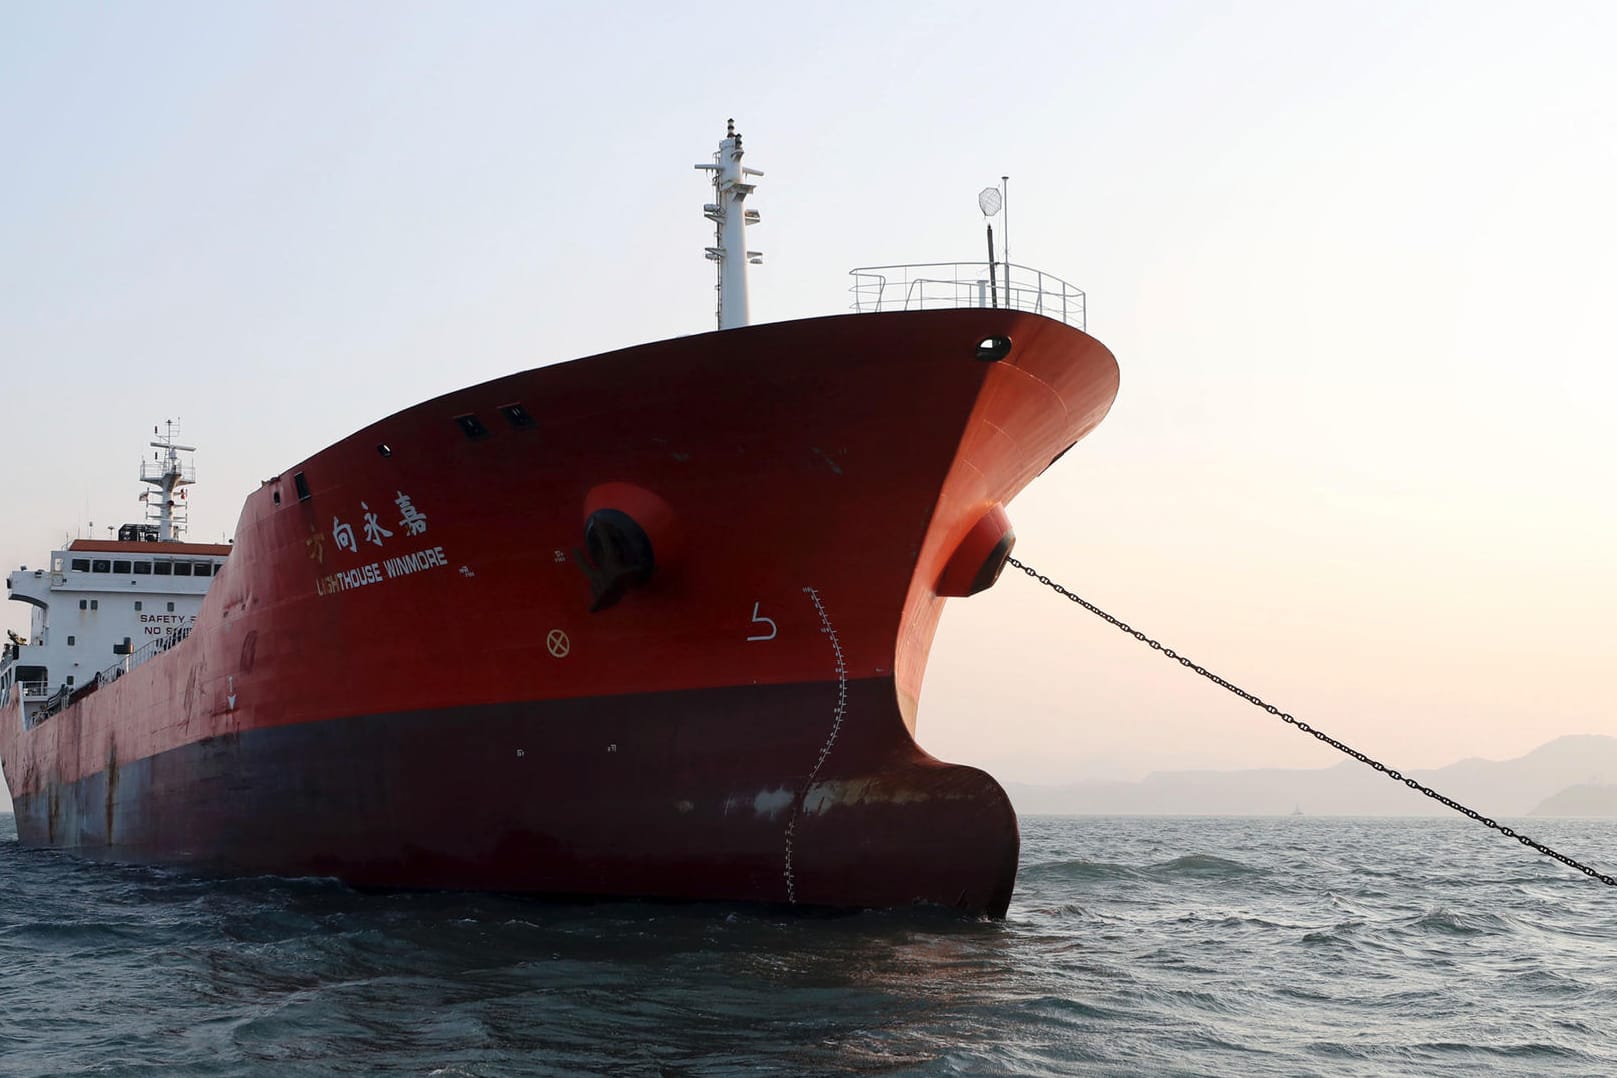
<box><xmin>1</xmin><ymin>424</ymin><xmax>231</xmax><ymax>728</ymax></box>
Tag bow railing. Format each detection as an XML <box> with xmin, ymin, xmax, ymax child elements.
<box><xmin>849</xmin><ymin>262</ymin><xmax>1086</xmax><ymax>329</ymax></box>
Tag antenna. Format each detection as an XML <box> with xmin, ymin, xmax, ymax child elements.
<box><xmin>1002</xmin><ymin>174</ymin><xmax>1010</xmax><ymax>306</ymax></box>
<box><xmin>979</xmin><ymin>186</ymin><xmax>1002</xmax><ymax>308</ymax></box>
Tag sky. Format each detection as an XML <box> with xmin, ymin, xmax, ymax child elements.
<box><xmin>3</xmin><ymin>1</ymin><xmax>1615</xmax><ymax>812</ymax></box>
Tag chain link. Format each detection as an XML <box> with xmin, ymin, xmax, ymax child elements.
<box><xmin>1007</xmin><ymin>556</ymin><xmax>1617</xmax><ymax>888</ymax></box>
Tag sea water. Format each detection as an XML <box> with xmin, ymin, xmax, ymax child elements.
<box><xmin>2</xmin><ymin>812</ymin><xmax>1614</xmax><ymax>1076</ymax></box>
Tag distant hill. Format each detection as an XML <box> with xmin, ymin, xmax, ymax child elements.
<box><xmin>1007</xmin><ymin>734</ymin><xmax>1617</xmax><ymax>818</ymax></box>
<box><xmin>1528</xmin><ymin>783</ymin><xmax>1617</xmax><ymax>817</ymax></box>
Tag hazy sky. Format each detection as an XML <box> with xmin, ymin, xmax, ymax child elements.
<box><xmin>3</xmin><ymin>1</ymin><xmax>1614</xmax><ymax>813</ymax></box>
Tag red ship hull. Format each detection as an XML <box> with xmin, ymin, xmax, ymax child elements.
<box><xmin>2</xmin><ymin>309</ymin><xmax>1118</xmax><ymax>915</ymax></box>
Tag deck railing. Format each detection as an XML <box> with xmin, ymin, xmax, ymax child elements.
<box><xmin>12</xmin><ymin>628</ymin><xmax>194</xmax><ymax>727</ymax></box>
<box><xmin>849</xmin><ymin>262</ymin><xmax>1086</xmax><ymax>330</ymax></box>
<box><xmin>1</xmin><ymin>679</ymin><xmax>49</xmax><ymax>708</ymax></box>
<box><xmin>95</xmin><ymin>627</ymin><xmax>191</xmax><ymax>690</ymax></box>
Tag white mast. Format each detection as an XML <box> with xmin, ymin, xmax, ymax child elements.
<box><xmin>140</xmin><ymin>419</ymin><xmax>196</xmax><ymax>542</ymax></box>
<box><xmin>695</xmin><ymin>119</ymin><xmax>763</xmax><ymax>330</ymax></box>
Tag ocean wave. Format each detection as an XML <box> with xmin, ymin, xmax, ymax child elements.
<box><xmin>1403</xmin><ymin>1040</ymin><xmax>1588</xmax><ymax>1060</ymax></box>
<box><xmin>1300</xmin><ymin>919</ymin><xmax>1366</xmax><ymax>945</ymax></box>
<box><xmin>1017</xmin><ymin>901</ymin><xmax>1098</xmax><ymax>920</ymax></box>
<box><xmin>1401</xmin><ymin>907</ymin><xmax>1514</xmax><ymax>936</ymax></box>
<box><xmin>1145</xmin><ymin>854</ymin><xmax>1262</xmax><ymax>877</ymax></box>
<box><xmin>1019</xmin><ymin>859</ymin><xmax>1140</xmax><ymax>881</ymax></box>
<box><xmin>0</xmin><ymin>919</ymin><xmax>147</xmax><ymax>949</ymax></box>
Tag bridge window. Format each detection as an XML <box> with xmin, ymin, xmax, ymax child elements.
<box><xmin>92</xmin><ymin>559</ymin><xmax>111</xmax><ymax>573</ymax></box>
<box><xmin>113</xmin><ymin>560</ymin><xmax>131</xmax><ymax>574</ymax></box>
<box><xmin>174</xmin><ymin>562</ymin><xmax>193</xmax><ymax>577</ymax></box>
<box><xmin>154</xmin><ymin>561</ymin><xmax>172</xmax><ymax>576</ymax></box>
<box><xmin>70</xmin><ymin>559</ymin><xmax>90</xmax><ymax>572</ymax></box>
<box><xmin>132</xmin><ymin>561</ymin><xmax>152</xmax><ymax>575</ymax></box>
<box><xmin>194</xmin><ymin>563</ymin><xmax>212</xmax><ymax>577</ymax></box>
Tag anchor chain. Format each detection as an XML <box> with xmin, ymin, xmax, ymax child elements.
<box><xmin>1007</xmin><ymin>556</ymin><xmax>1617</xmax><ymax>888</ymax></box>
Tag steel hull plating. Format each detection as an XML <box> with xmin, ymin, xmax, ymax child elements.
<box><xmin>13</xmin><ymin>679</ymin><xmax>1019</xmax><ymax>912</ymax></box>
<box><xmin>1</xmin><ymin>310</ymin><xmax>1119</xmax><ymax>915</ymax></box>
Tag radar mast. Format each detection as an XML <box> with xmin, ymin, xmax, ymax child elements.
<box><xmin>140</xmin><ymin>420</ymin><xmax>196</xmax><ymax>542</ymax></box>
<box><xmin>695</xmin><ymin>119</ymin><xmax>764</xmax><ymax>330</ymax></box>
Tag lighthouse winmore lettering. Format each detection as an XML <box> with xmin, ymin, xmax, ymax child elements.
<box><xmin>316</xmin><ymin>544</ymin><xmax>449</xmax><ymax>596</ymax></box>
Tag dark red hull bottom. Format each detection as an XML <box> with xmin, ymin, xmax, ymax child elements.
<box><xmin>14</xmin><ymin>680</ymin><xmax>1019</xmax><ymax>916</ymax></box>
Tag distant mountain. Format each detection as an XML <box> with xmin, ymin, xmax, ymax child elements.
<box><xmin>1007</xmin><ymin>734</ymin><xmax>1617</xmax><ymax>818</ymax></box>
<box><xmin>1528</xmin><ymin>783</ymin><xmax>1617</xmax><ymax>817</ymax></box>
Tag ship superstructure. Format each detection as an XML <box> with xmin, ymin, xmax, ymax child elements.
<box><xmin>1</xmin><ymin>426</ymin><xmax>229</xmax><ymax>727</ymax></box>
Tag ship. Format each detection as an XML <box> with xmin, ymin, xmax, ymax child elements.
<box><xmin>0</xmin><ymin>124</ymin><xmax>1118</xmax><ymax>916</ymax></box>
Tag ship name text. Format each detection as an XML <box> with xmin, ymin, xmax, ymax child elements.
<box><xmin>316</xmin><ymin>544</ymin><xmax>449</xmax><ymax>597</ymax></box>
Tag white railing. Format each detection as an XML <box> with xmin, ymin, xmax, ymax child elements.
<box><xmin>14</xmin><ymin>629</ymin><xmax>193</xmax><ymax>726</ymax></box>
<box><xmin>0</xmin><ymin>680</ymin><xmax>48</xmax><ymax>707</ymax></box>
<box><xmin>19</xmin><ymin>681</ymin><xmax>65</xmax><ymax>729</ymax></box>
<box><xmin>849</xmin><ymin>262</ymin><xmax>1086</xmax><ymax>330</ymax></box>
<box><xmin>139</xmin><ymin>458</ymin><xmax>197</xmax><ymax>485</ymax></box>
<box><xmin>95</xmin><ymin>627</ymin><xmax>190</xmax><ymax>689</ymax></box>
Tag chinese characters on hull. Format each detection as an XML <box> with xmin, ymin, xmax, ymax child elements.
<box><xmin>321</xmin><ymin>491</ymin><xmax>430</xmax><ymax>561</ymax></box>
<box><xmin>311</xmin><ymin>491</ymin><xmax>450</xmax><ymax>597</ymax></box>
<box><xmin>396</xmin><ymin>492</ymin><xmax>427</xmax><ymax>536</ymax></box>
